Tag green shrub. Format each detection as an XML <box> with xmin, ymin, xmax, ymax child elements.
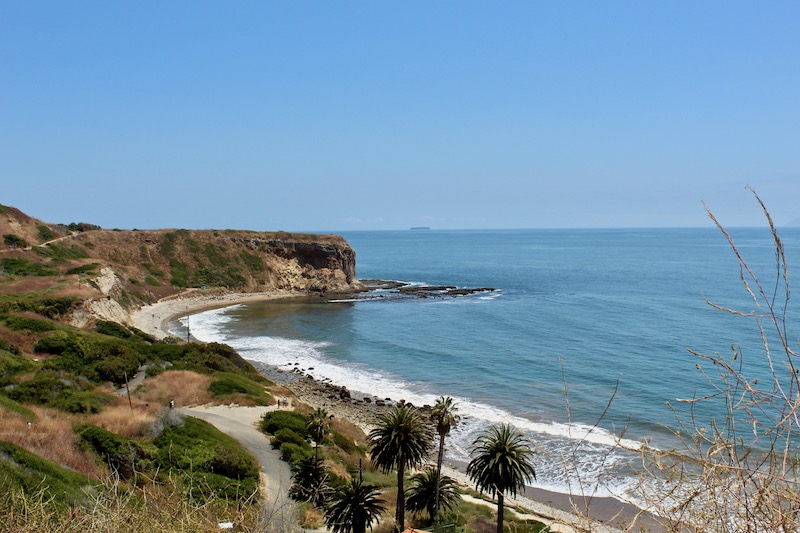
<box><xmin>0</xmin><ymin>441</ymin><xmax>94</xmax><ymax>509</ymax></box>
<box><xmin>34</xmin><ymin>243</ymin><xmax>88</xmax><ymax>260</ymax></box>
<box><xmin>77</xmin><ymin>424</ymin><xmax>155</xmax><ymax>478</ymax></box>
<box><xmin>3</xmin><ymin>234</ymin><xmax>28</xmax><ymax>248</ymax></box>
<box><xmin>51</xmin><ymin>390</ymin><xmax>116</xmax><ymax>414</ymax></box>
<box><xmin>185</xmin><ymin>471</ymin><xmax>258</xmax><ymax>501</ymax></box>
<box><xmin>332</xmin><ymin>430</ymin><xmax>364</xmax><ymax>456</ymax></box>
<box><xmin>169</xmin><ymin>258</ymin><xmax>189</xmax><ymax>287</ymax></box>
<box><xmin>209</xmin><ymin>444</ymin><xmax>259</xmax><ymax>480</ymax></box>
<box><xmin>37</xmin><ymin>225</ymin><xmax>56</xmax><ymax>241</ymax></box>
<box><xmin>5</xmin><ymin>371</ymin><xmax>80</xmax><ymax>405</ymax></box>
<box><xmin>208</xmin><ymin>374</ymin><xmax>272</xmax><ymax>405</ymax></box>
<box><xmin>144</xmin><ymin>275</ymin><xmax>160</xmax><ymax>286</ymax></box>
<box><xmin>0</xmin><ymin>395</ymin><xmax>36</xmax><ymax>420</ymax></box>
<box><xmin>0</xmin><ymin>258</ymin><xmax>58</xmax><ymax>276</ymax></box>
<box><xmin>34</xmin><ymin>330</ymin><xmax>84</xmax><ymax>356</ymax></box>
<box><xmin>3</xmin><ymin>315</ymin><xmax>56</xmax><ymax>332</ymax></box>
<box><xmin>0</xmin><ymin>294</ymin><xmax>80</xmax><ymax>318</ymax></box>
<box><xmin>91</xmin><ymin>355</ymin><xmax>140</xmax><ymax>384</ymax></box>
<box><xmin>153</xmin><ymin>417</ymin><xmax>259</xmax><ymax>502</ymax></box>
<box><xmin>0</xmin><ymin>349</ymin><xmax>35</xmax><ymax>385</ymax></box>
<box><xmin>65</xmin><ymin>263</ymin><xmax>101</xmax><ymax>275</ymax></box>
<box><xmin>259</xmin><ymin>411</ymin><xmax>310</xmax><ymax>439</ymax></box>
<box><xmin>241</xmin><ymin>251</ymin><xmax>265</xmax><ymax>273</ymax></box>
<box><xmin>0</xmin><ymin>338</ymin><xmax>21</xmax><ymax>356</ymax></box>
<box><xmin>279</xmin><ymin>442</ymin><xmax>312</xmax><ymax>466</ymax></box>
<box><xmin>95</xmin><ymin>320</ymin><xmax>133</xmax><ymax>339</ymax></box>
<box><xmin>271</xmin><ymin>428</ymin><xmax>310</xmax><ymax>450</ymax></box>
<box><xmin>66</xmin><ymin>222</ymin><xmax>100</xmax><ymax>232</ymax></box>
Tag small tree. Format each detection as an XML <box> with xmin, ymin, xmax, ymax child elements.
<box><xmin>468</xmin><ymin>423</ymin><xmax>536</xmax><ymax>533</ymax></box>
<box><xmin>324</xmin><ymin>478</ymin><xmax>386</xmax><ymax>533</ymax></box>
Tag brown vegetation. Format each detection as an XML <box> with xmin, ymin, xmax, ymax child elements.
<box><xmin>133</xmin><ymin>370</ymin><xmax>214</xmax><ymax>407</ymax></box>
<box><xmin>0</xmin><ymin>405</ymin><xmax>100</xmax><ymax>476</ymax></box>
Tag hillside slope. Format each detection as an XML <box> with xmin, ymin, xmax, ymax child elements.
<box><xmin>1</xmin><ymin>204</ymin><xmax>362</xmax><ymax>328</ymax></box>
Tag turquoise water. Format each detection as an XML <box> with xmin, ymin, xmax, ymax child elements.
<box><xmin>180</xmin><ymin>227</ymin><xmax>800</xmax><ymax>501</ymax></box>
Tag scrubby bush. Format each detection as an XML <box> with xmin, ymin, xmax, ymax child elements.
<box><xmin>77</xmin><ymin>424</ymin><xmax>156</xmax><ymax>479</ymax></box>
<box><xmin>153</xmin><ymin>417</ymin><xmax>259</xmax><ymax>502</ymax></box>
<box><xmin>0</xmin><ymin>441</ymin><xmax>95</xmax><ymax>510</ymax></box>
<box><xmin>150</xmin><ymin>407</ymin><xmax>185</xmax><ymax>438</ymax></box>
<box><xmin>51</xmin><ymin>390</ymin><xmax>116</xmax><ymax>414</ymax></box>
<box><xmin>3</xmin><ymin>234</ymin><xmax>28</xmax><ymax>248</ymax></box>
<box><xmin>208</xmin><ymin>373</ymin><xmax>272</xmax><ymax>405</ymax></box>
<box><xmin>259</xmin><ymin>410</ymin><xmax>310</xmax><ymax>439</ymax></box>
<box><xmin>34</xmin><ymin>330</ymin><xmax>81</xmax><ymax>355</ymax></box>
<box><xmin>37</xmin><ymin>225</ymin><xmax>56</xmax><ymax>241</ymax></box>
<box><xmin>0</xmin><ymin>295</ymin><xmax>80</xmax><ymax>318</ymax></box>
<box><xmin>95</xmin><ymin>320</ymin><xmax>133</xmax><ymax>339</ymax></box>
<box><xmin>332</xmin><ymin>430</ymin><xmax>364</xmax><ymax>456</ymax></box>
<box><xmin>0</xmin><ymin>338</ymin><xmax>21</xmax><ymax>356</ymax></box>
<box><xmin>279</xmin><ymin>442</ymin><xmax>312</xmax><ymax>466</ymax></box>
<box><xmin>3</xmin><ymin>315</ymin><xmax>57</xmax><ymax>332</ymax></box>
<box><xmin>34</xmin><ymin>243</ymin><xmax>88</xmax><ymax>260</ymax></box>
<box><xmin>66</xmin><ymin>263</ymin><xmax>100</xmax><ymax>275</ymax></box>
<box><xmin>0</xmin><ymin>257</ymin><xmax>58</xmax><ymax>276</ymax></box>
<box><xmin>0</xmin><ymin>349</ymin><xmax>35</xmax><ymax>385</ymax></box>
<box><xmin>272</xmin><ymin>428</ymin><xmax>310</xmax><ymax>450</ymax></box>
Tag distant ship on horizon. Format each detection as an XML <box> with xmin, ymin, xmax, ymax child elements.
<box><xmin>410</xmin><ymin>226</ymin><xmax>431</xmax><ymax>230</ymax></box>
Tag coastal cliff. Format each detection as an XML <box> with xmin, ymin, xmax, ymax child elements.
<box><xmin>1</xmin><ymin>204</ymin><xmax>362</xmax><ymax>327</ymax></box>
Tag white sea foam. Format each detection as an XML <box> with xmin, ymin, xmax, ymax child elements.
<box><xmin>185</xmin><ymin>303</ymin><xmax>647</xmax><ymax>500</ymax></box>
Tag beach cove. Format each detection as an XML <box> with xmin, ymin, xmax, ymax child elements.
<box><xmin>130</xmin><ymin>289</ymin><xmax>656</xmax><ymax>532</ymax></box>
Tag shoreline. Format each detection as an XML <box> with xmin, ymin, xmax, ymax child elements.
<box><xmin>130</xmin><ymin>290</ymin><xmax>662</xmax><ymax>532</ymax></box>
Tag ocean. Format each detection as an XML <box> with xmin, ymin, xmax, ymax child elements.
<box><xmin>174</xmin><ymin>227</ymin><xmax>800</xmax><ymax>504</ymax></box>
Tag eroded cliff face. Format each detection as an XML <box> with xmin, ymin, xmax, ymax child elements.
<box><xmin>68</xmin><ymin>228</ymin><xmax>363</xmax><ymax>302</ymax></box>
<box><xmin>230</xmin><ymin>237</ymin><xmax>357</xmax><ymax>284</ymax></box>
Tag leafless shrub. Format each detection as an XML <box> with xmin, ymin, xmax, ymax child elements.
<box><xmin>636</xmin><ymin>187</ymin><xmax>800</xmax><ymax>532</ymax></box>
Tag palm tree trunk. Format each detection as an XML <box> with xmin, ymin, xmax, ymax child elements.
<box><xmin>434</xmin><ymin>432</ymin><xmax>445</xmax><ymax>520</ymax></box>
<box><xmin>397</xmin><ymin>464</ymin><xmax>405</xmax><ymax>532</ymax></box>
<box><xmin>496</xmin><ymin>492</ymin><xmax>504</xmax><ymax>533</ymax></box>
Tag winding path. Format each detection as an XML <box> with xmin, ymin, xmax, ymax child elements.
<box><xmin>177</xmin><ymin>405</ymin><xmax>298</xmax><ymax>532</ymax></box>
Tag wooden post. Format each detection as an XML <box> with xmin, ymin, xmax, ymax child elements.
<box><xmin>124</xmin><ymin>371</ymin><xmax>133</xmax><ymax>410</ymax></box>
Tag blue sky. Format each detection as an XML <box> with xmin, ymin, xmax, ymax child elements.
<box><xmin>2</xmin><ymin>2</ymin><xmax>798</xmax><ymax>231</ymax></box>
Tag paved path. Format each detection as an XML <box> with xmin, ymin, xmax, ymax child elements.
<box><xmin>178</xmin><ymin>405</ymin><xmax>298</xmax><ymax>532</ymax></box>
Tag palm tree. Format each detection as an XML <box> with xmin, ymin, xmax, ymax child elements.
<box><xmin>368</xmin><ymin>404</ymin><xmax>432</xmax><ymax>532</ymax></box>
<box><xmin>406</xmin><ymin>466</ymin><xmax>461</xmax><ymax>521</ymax></box>
<box><xmin>290</xmin><ymin>455</ymin><xmax>333</xmax><ymax>506</ymax></box>
<box><xmin>308</xmin><ymin>407</ymin><xmax>331</xmax><ymax>459</ymax></box>
<box><xmin>467</xmin><ymin>423</ymin><xmax>536</xmax><ymax>533</ymax></box>
<box><xmin>430</xmin><ymin>395</ymin><xmax>460</xmax><ymax>521</ymax></box>
<box><xmin>324</xmin><ymin>478</ymin><xmax>386</xmax><ymax>533</ymax></box>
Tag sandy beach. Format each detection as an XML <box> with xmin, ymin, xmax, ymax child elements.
<box><xmin>130</xmin><ymin>290</ymin><xmax>662</xmax><ymax>532</ymax></box>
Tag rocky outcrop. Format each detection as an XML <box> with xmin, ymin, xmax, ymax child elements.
<box><xmin>230</xmin><ymin>237</ymin><xmax>357</xmax><ymax>284</ymax></box>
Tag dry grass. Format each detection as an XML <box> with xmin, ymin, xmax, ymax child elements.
<box><xmin>133</xmin><ymin>370</ymin><xmax>213</xmax><ymax>407</ymax></box>
<box><xmin>0</xmin><ymin>475</ymin><xmax>259</xmax><ymax>533</ymax></box>
<box><xmin>0</xmin><ymin>405</ymin><xmax>99</xmax><ymax>477</ymax></box>
<box><xmin>87</xmin><ymin>402</ymin><xmax>156</xmax><ymax>439</ymax></box>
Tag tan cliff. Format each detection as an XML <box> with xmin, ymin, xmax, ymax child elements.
<box><xmin>1</xmin><ymin>204</ymin><xmax>363</xmax><ymax>329</ymax></box>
